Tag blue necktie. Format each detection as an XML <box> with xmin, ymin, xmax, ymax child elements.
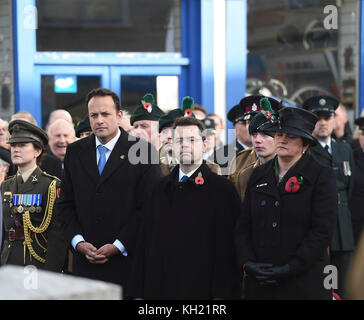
<box><xmin>97</xmin><ymin>145</ymin><xmax>108</xmax><ymax>175</ymax></box>
<box><xmin>180</xmin><ymin>175</ymin><xmax>188</xmax><ymax>182</ymax></box>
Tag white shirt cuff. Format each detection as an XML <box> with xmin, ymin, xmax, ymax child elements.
<box><xmin>113</xmin><ymin>239</ymin><xmax>128</xmax><ymax>256</ymax></box>
<box><xmin>71</xmin><ymin>234</ymin><xmax>85</xmax><ymax>250</ymax></box>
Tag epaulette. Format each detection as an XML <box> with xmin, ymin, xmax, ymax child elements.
<box><xmin>41</xmin><ymin>171</ymin><xmax>61</xmax><ymax>182</ymax></box>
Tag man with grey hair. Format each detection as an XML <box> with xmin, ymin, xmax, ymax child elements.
<box><xmin>47</xmin><ymin>118</ymin><xmax>76</xmax><ymax>162</ymax></box>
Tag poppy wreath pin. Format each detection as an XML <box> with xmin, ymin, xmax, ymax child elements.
<box><xmin>182</xmin><ymin>96</ymin><xmax>194</xmax><ymax>117</ymax></box>
<box><xmin>141</xmin><ymin>93</ymin><xmax>155</xmax><ymax>113</ymax></box>
<box><xmin>195</xmin><ymin>172</ymin><xmax>204</xmax><ymax>185</ymax></box>
<box><xmin>285</xmin><ymin>176</ymin><xmax>303</xmax><ymax>193</ymax></box>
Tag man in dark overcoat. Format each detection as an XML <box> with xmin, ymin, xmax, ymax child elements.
<box><xmin>58</xmin><ymin>88</ymin><xmax>161</xmax><ymax>293</ymax></box>
<box><xmin>303</xmin><ymin>95</ymin><xmax>355</xmax><ymax>298</ymax></box>
<box><xmin>128</xmin><ymin>116</ymin><xmax>241</xmax><ymax>299</ymax></box>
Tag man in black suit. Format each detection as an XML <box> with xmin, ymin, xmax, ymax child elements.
<box><xmin>129</xmin><ymin>116</ymin><xmax>241</xmax><ymax>299</ymax></box>
<box><xmin>303</xmin><ymin>95</ymin><xmax>355</xmax><ymax>298</ymax></box>
<box><xmin>58</xmin><ymin>88</ymin><xmax>161</xmax><ymax>291</ymax></box>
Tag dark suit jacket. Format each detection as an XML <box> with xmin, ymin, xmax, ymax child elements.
<box><xmin>310</xmin><ymin>139</ymin><xmax>355</xmax><ymax>251</ymax></box>
<box><xmin>40</xmin><ymin>150</ymin><xmax>63</xmax><ymax>180</ymax></box>
<box><xmin>235</xmin><ymin>153</ymin><xmax>337</xmax><ymax>299</ymax></box>
<box><xmin>58</xmin><ymin>128</ymin><xmax>161</xmax><ymax>288</ymax></box>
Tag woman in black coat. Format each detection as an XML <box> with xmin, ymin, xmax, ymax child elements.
<box><xmin>349</xmin><ymin>117</ymin><xmax>364</xmax><ymax>245</ymax></box>
<box><xmin>235</xmin><ymin>106</ymin><xmax>338</xmax><ymax>299</ymax></box>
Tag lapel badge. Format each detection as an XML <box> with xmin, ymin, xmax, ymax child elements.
<box><xmin>120</xmin><ymin>154</ymin><xmax>125</xmax><ymax>160</ymax></box>
<box><xmin>31</xmin><ymin>175</ymin><xmax>38</xmax><ymax>183</ymax></box>
<box><xmin>256</xmin><ymin>183</ymin><xmax>268</xmax><ymax>188</ymax></box>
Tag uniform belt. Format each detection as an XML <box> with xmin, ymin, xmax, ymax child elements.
<box><xmin>4</xmin><ymin>228</ymin><xmax>34</xmax><ymax>242</ymax></box>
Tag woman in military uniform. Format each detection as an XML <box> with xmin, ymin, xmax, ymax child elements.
<box><xmin>235</xmin><ymin>107</ymin><xmax>338</xmax><ymax>299</ymax></box>
<box><xmin>1</xmin><ymin>120</ymin><xmax>67</xmax><ymax>272</ymax></box>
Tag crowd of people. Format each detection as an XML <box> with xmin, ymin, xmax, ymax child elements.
<box><xmin>1</xmin><ymin>87</ymin><xmax>364</xmax><ymax>300</ymax></box>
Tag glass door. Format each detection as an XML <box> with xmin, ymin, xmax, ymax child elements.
<box><xmin>34</xmin><ymin>65</ymin><xmax>110</xmax><ymax>128</ymax></box>
<box><xmin>110</xmin><ymin>66</ymin><xmax>181</xmax><ymax>115</ymax></box>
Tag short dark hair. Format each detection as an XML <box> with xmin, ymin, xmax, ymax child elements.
<box><xmin>172</xmin><ymin>117</ymin><xmax>206</xmax><ymax>139</ymax></box>
<box><xmin>86</xmin><ymin>88</ymin><xmax>121</xmax><ymax>111</ymax></box>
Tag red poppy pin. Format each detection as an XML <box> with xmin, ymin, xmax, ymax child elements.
<box><xmin>195</xmin><ymin>172</ymin><xmax>204</xmax><ymax>185</ymax></box>
<box><xmin>285</xmin><ymin>176</ymin><xmax>303</xmax><ymax>193</ymax></box>
<box><xmin>143</xmin><ymin>102</ymin><xmax>152</xmax><ymax>113</ymax></box>
<box><xmin>184</xmin><ymin>108</ymin><xmax>192</xmax><ymax>117</ymax></box>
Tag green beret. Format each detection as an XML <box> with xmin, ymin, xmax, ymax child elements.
<box><xmin>159</xmin><ymin>109</ymin><xmax>184</xmax><ymax>133</ymax></box>
<box><xmin>249</xmin><ymin>112</ymin><xmax>271</xmax><ymax>135</ymax></box>
<box><xmin>8</xmin><ymin>120</ymin><xmax>48</xmax><ymax>149</ymax></box>
<box><xmin>130</xmin><ymin>93</ymin><xmax>165</xmax><ymax>126</ymax></box>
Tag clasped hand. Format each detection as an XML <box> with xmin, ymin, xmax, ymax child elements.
<box><xmin>76</xmin><ymin>242</ymin><xmax>119</xmax><ymax>264</ymax></box>
<box><xmin>244</xmin><ymin>261</ymin><xmax>290</xmax><ymax>287</ymax></box>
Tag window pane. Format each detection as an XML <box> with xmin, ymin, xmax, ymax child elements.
<box><xmin>41</xmin><ymin>75</ymin><xmax>100</xmax><ymax>127</ymax></box>
<box><xmin>247</xmin><ymin>0</ymin><xmax>359</xmax><ymax>117</ymax></box>
<box><xmin>121</xmin><ymin>76</ymin><xmax>157</xmax><ymax>115</ymax></box>
<box><xmin>36</xmin><ymin>0</ymin><xmax>181</xmax><ymax>52</ymax></box>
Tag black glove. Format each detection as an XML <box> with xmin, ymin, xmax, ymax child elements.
<box><xmin>244</xmin><ymin>261</ymin><xmax>273</xmax><ymax>276</ymax></box>
<box><xmin>258</xmin><ymin>264</ymin><xmax>291</xmax><ymax>280</ymax></box>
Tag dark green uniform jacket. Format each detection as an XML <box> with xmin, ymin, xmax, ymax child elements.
<box><xmin>1</xmin><ymin>166</ymin><xmax>67</xmax><ymax>271</ymax></box>
<box><xmin>310</xmin><ymin>138</ymin><xmax>355</xmax><ymax>251</ymax></box>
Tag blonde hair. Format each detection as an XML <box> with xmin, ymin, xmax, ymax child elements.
<box><xmin>11</xmin><ymin>111</ymin><xmax>37</xmax><ymax>126</ymax></box>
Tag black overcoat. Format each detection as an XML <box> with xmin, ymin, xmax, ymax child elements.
<box><xmin>128</xmin><ymin>163</ymin><xmax>242</xmax><ymax>299</ymax></box>
<box><xmin>58</xmin><ymin>128</ymin><xmax>161</xmax><ymax>288</ymax></box>
<box><xmin>349</xmin><ymin>140</ymin><xmax>364</xmax><ymax>244</ymax></box>
<box><xmin>235</xmin><ymin>153</ymin><xmax>337</xmax><ymax>299</ymax></box>
<box><xmin>310</xmin><ymin>139</ymin><xmax>355</xmax><ymax>251</ymax></box>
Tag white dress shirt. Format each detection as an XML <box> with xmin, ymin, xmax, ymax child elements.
<box><xmin>71</xmin><ymin>129</ymin><xmax>127</xmax><ymax>256</ymax></box>
<box><xmin>178</xmin><ymin>167</ymin><xmax>200</xmax><ymax>182</ymax></box>
<box><xmin>318</xmin><ymin>138</ymin><xmax>332</xmax><ymax>155</ymax></box>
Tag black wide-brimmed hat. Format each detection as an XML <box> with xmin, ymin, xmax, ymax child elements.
<box><xmin>302</xmin><ymin>95</ymin><xmax>339</xmax><ymax>117</ymax></box>
<box><xmin>260</xmin><ymin>106</ymin><xmax>318</xmax><ymax>145</ymax></box>
<box><xmin>8</xmin><ymin>120</ymin><xmax>48</xmax><ymax>149</ymax></box>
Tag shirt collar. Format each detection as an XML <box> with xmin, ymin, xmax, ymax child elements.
<box><xmin>18</xmin><ymin>165</ymin><xmax>38</xmax><ymax>183</ymax></box>
<box><xmin>95</xmin><ymin>129</ymin><xmax>121</xmax><ymax>152</ymax></box>
<box><xmin>179</xmin><ymin>166</ymin><xmax>199</xmax><ymax>181</ymax></box>
<box><xmin>318</xmin><ymin>138</ymin><xmax>332</xmax><ymax>150</ymax></box>
<box><xmin>237</xmin><ymin>139</ymin><xmax>250</xmax><ymax>150</ymax></box>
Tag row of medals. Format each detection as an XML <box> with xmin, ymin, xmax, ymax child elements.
<box><xmin>9</xmin><ymin>202</ymin><xmax>42</xmax><ymax>214</ymax></box>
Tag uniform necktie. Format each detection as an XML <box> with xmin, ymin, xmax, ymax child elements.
<box><xmin>16</xmin><ymin>174</ymin><xmax>23</xmax><ymax>185</ymax></box>
<box><xmin>97</xmin><ymin>145</ymin><xmax>108</xmax><ymax>175</ymax></box>
<box><xmin>325</xmin><ymin>145</ymin><xmax>331</xmax><ymax>155</ymax></box>
<box><xmin>180</xmin><ymin>175</ymin><xmax>188</xmax><ymax>182</ymax></box>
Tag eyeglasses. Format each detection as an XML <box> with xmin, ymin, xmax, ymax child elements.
<box><xmin>173</xmin><ymin>137</ymin><xmax>203</xmax><ymax>145</ymax></box>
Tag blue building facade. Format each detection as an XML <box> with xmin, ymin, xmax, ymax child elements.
<box><xmin>4</xmin><ymin>0</ymin><xmax>364</xmax><ymax>139</ymax></box>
